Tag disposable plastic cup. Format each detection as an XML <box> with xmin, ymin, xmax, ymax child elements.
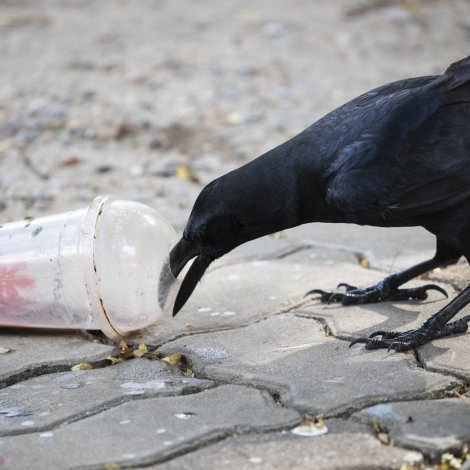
<box><xmin>0</xmin><ymin>195</ymin><xmax>179</xmax><ymax>338</ymax></box>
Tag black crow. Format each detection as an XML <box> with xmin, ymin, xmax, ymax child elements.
<box><xmin>168</xmin><ymin>55</ymin><xmax>470</xmax><ymax>351</ymax></box>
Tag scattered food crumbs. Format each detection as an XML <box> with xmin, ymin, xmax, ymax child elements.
<box><xmin>175</xmin><ymin>165</ymin><xmax>199</xmax><ymax>183</ymax></box>
<box><xmin>104</xmin><ymin>462</ymin><xmax>120</xmax><ymax>470</ymax></box>
<box><xmin>106</xmin><ymin>356</ymin><xmax>120</xmax><ymax>365</ymax></box>
<box><xmin>357</xmin><ymin>254</ymin><xmax>370</xmax><ymax>269</ymax></box>
<box><xmin>133</xmin><ymin>343</ymin><xmax>148</xmax><ymax>358</ymax></box>
<box><xmin>185</xmin><ymin>323</ymin><xmax>193</xmax><ymax>328</ymax></box>
<box><xmin>71</xmin><ymin>362</ymin><xmax>92</xmax><ymax>371</ymax></box>
<box><xmin>377</xmin><ymin>432</ymin><xmax>390</xmax><ymax>445</ymax></box>
<box><xmin>401</xmin><ymin>451</ymin><xmax>423</xmax><ymax>469</ymax></box>
<box><xmin>162</xmin><ymin>353</ymin><xmax>182</xmax><ymax>365</ymax></box>
<box><xmin>440</xmin><ymin>452</ymin><xmax>465</xmax><ymax>470</ymax></box>
<box><xmin>291</xmin><ymin>416</ymin><xmax>328</xmax><ymax>437</ymax></box>
<box><xmin>0</xmin><ymin>347</ymin><xmax>10</xmax><ymax>354</ymax></box>
<box><xmin>119</xmin><ymin>340</ymin><xmax>133</xmax><ymax>358</ymax></box>
<box><xmin>32</xmin><ymin>226</ymin><xmax>43</xmax><ymax>237</ymax></box>
<box><xmin>183</xmin><ymin>368</ymin><xmax>194</xmax><ymax>377</ymax></box>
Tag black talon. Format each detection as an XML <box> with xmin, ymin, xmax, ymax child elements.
<box><xmin>304</xmin><ymin>288</ymin><xmax>328</xmax><ymax>299</ymax></box>
<box><xmin>349</xmin><ymin>337</ymin><xmax>370</xmax><ymax>347</ymax></box>
<box><xmin>423</xmin><ymin>284</ymin><xmax>448</xmax><ymax>298</ymax></box>
<box><xmin>337</xmin><ymin>283</ymin><xmax>358</xmax><ymax>291</ymax></box>
<box><xmin>369</xmin><ymin>330</ymin><xmax>388</xmax><ymax>338</ymax></box>
<box><xmin>305</xmin><ymin>280</ymin><xmax>446</xmax><ymax>308</ymax></box>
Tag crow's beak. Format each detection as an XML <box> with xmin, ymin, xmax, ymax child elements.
<box><xmin>169</xmin><ymin>238</ymin><xmax>213</xmax><ymax>317</ymax></box>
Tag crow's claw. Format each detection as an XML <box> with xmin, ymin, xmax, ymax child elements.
<box><xmin>337</xmin><ymin>283</ymin><xmax>358</xmax><ymax>292</ymax></box>
<box><xmin>350</xmin><ymin>315</ymin><xmax>470</xmax><ymax>352</ymax></box>
<box><xmin>305</xmin><ymin>282</ymin><xmax>448</xmax><ymax>306</ymax></box>
<box><xmin>388</xmin><ymin>284</ymin><xmax>448</xmax><ymax>301</ymax></box>
<box><xmin>304</xmin><ymin>289</ymin><xmax>332</xmax><ymax>303</ymax></box>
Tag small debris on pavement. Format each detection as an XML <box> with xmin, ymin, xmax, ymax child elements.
<box><xmin>291</xmin><ymin>415</ymin><xmax>328</xmax><ymax>437</ymax></box>
<box><xmin>71</xmin><ymin>362</ymin><xmax>92</xmax><ymax>371</ymax></box>
<box><xmin>162</xmin><ymin>353</ymin><xmax>183</xmax><ymax>365</ymax></box>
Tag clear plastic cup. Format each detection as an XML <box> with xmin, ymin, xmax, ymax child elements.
<box><xmin>0</xmin><ymin>195</ymin><xmax>179</xmax><ymax>338</ymax></box>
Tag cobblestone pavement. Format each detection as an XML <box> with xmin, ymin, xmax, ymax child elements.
<box><xmin>1</xmin><ymin>0</ymin><xmax>470</xmax><ymax>468</ymax></box>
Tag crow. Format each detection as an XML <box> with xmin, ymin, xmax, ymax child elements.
<box><xmin>168</xmin><ymin>55</ymin><xmax>470</xmax><ymax>352</ymax></box>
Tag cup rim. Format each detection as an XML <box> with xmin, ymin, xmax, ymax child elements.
<box><xmin>81</xmin><ymin>194</ymin><xmax>123</xmax><ymax>339</ymax></box>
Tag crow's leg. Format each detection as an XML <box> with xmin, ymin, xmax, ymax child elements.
<box><xmin>350</xmin><ymin>286</ymin><xmax>470</xmax><ymax>351</ymax></box>
<box><xmin>306</xmin><ymin>238</ymin><xmax>460</xmax><ymax>306</ymax></box>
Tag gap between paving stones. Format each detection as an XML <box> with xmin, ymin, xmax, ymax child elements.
<box><xmin>142</xmin><ymin>297</ymin><xmax>315</xmax><ymax>350</ymax></box>
<box><xmin>74</xmin><ymin>427</ymin><xmax>306</xmax><ymax>470</ymax></box>
<box><xmin>154</xmin><ymin>313</ymin><xmax>465</xmax><ymax>419</ymax></box>
<box><xmin>142</xmin><ymin>305</ymin><xmax>469</xmax><ymax>466</ymax></box>
<box><xmin>1</xmin><ymin>377</ymin><xmax>217</xmax><ymax>438</ymax></box>
<box><xmin>2</xmin><ymin>322</ymin><xmax>458</xmax><ymax>468</ymax></box>
<box><xmin>42</xmin><ymin>385</ymin><xmax>300</xmax><ymax>470</ymax></box>
<box><xmin>164</xmin><ymin>345</ymin><xmax>460</xmax><ymax>421</ymax></box>
<box><xmin>0</xmin><ymin>355</ymin><xmax>118</xmax><ymax>390</ymax></box>
<box><xmin>2</xmin><ymin>264</ymin><xmax>463</xmax><ymax>467</ymax></box>
<box><xmin>215</xmin><ymin>241</ymin><xmax>375</xmax><ymax>271</ymax></box>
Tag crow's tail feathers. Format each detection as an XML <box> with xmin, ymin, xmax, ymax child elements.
<box><xmin>444</xmin><ymin>54</ymin><xmax>470</xmax><ymax>90</ymax></box>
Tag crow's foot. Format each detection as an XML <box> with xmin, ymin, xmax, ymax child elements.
<box><xmin>305</xmin><ymin>282</ymin><xmax>447</xmax><ymax>306</ymax></box>
<box><xmin>349</xmin><ymin>315</ymin><xmax>470</xmax><ymax>351</ymax></box>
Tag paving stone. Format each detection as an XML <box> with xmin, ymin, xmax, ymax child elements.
<box><xmin>418</xmin><ymin>334</ymin><xmax>470</xmax><ymax>381</ymax></box>
<box><xmin>220</xmin><ymin>233</ymin><xmax>297</xmax><ymax>262</ymax></box>
<box><xmin>223</xmin><ymin>237</ymin><xmax>358</xmax><ymax>266</ymax></box>
<box><xmin>0</xmin><ymin>359</ymin><xmax>213</xmax><ymax>436</ymax></box>
<box><xmin>0</xmin><ymin>385</ymin><xmax>300</xmax><ymax>469</ymax></box>
<box><xmin>150</xmin><ymin>420</ymin><xmax>424</xmax><ymax>470</ymax></box>
<box><xmin>143</xmin><ymin>258</ymin><xmax>379</xmax><ymax>345</ymax></box>
<box><xmin>285</xmin><ymin>224</ymin><xmax>436</xmax><ymax>270</ymax></box>
<box><xmin>0</xmin><ymin>331</ymin><xmax>116</xmax><ymax>386</ymax></box>
<box><xmin>353</xmin><ymin>398</ymin><xmax>470</xmax><ymax>459</ymax></box>
<box><xmin>158</xmin><ymin>314</ymin><xmax>460</xmax><ymax>416</ymax></box>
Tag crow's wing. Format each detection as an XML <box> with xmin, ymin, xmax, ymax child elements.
<box><xmin>323</xmin><ymin>65</ymin><xmax>470</xmax><ymax>223</ymax></box>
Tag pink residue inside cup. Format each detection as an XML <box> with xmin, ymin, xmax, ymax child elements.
<box><xmin>0</xmin><ymin>261</ymin><xmax>35</xmax><ymax>303</ymax></box>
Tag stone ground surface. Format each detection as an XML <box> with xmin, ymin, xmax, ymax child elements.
<box><xmin>1</xmin><ymin>0</ymin><xmax>470</xmax><ymax>469</ymax></box>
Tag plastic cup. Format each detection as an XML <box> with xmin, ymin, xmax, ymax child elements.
<box><xmin>0</xmin><ymin>195</ymin><xmax>179</xmax><ymax>338</ymax></box>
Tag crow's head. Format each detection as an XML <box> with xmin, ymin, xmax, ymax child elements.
<box><xmin>168</xmin><ymin>143</ymin><xmax>304</xmax><ymax>316</ymax></box>
<box><xmin>169</xmin><ymin>175</ymin><xmax>256</xmax><ymax>316</ymax></box>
